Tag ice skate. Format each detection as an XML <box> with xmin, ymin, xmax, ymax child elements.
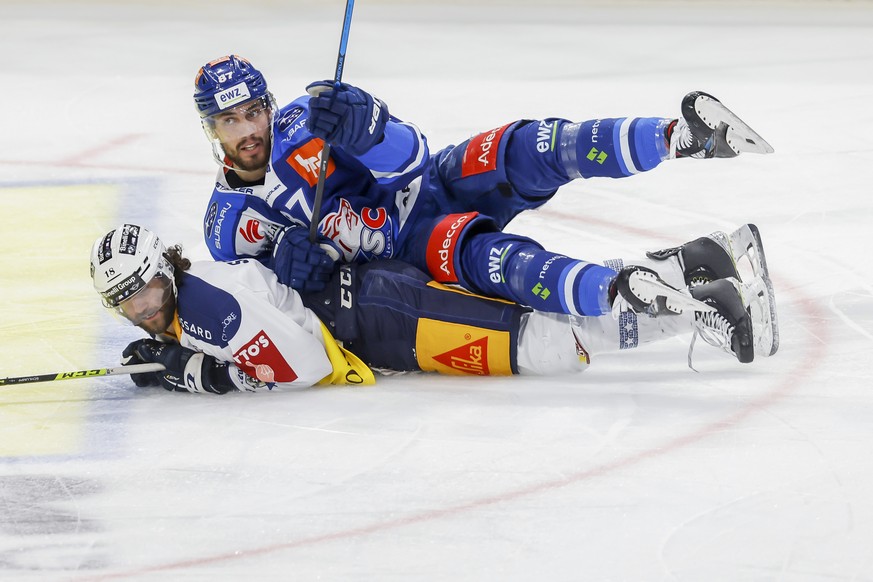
<box><xmin>648</xmin><ymin>224</ymin><xmax>779</xmax><ymax>357</ymax></box>
<box><xmin>689</xmin><ymin>278</ymin><xmax>755</xmax><ymax>364</ymax></box>
<box><xmin>610</xmin><ymin>266</ymin><xmax>716</xmax><ymax>316</ymax></box>
<box><xmin>724</xmin><ymin>224</ymin><xmax>779</xmax><ymax>356</ymax></box>
<box><xmin>647</xmin><ymin>234</ymin><xmax>740</xmax><ymax>286</ymax></box>
<box><xmin>667</xmin><ymin>91</ymin><xmax>774</xmax><ymax>159</ymax></box>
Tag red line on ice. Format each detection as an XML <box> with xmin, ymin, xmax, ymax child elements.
<box><xmin>75</xmin><ymin>216</ymin><xmax>822</xmax><ymax>581</ymax></box>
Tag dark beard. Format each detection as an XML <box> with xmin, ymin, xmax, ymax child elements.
<box><xmin>226</xmin><ymin>139</ymin><xmax>268</xmax><ymax>172</ymax></box>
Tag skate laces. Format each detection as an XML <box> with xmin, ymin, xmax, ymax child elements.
<box><xmin>670</xmin><ymin>118</ymin><xmax>703</xmax><ymax>159</ymax></box>
<box><xmin>688</xmin><ymin>308</ymin><xmax>736</xmax><ymax>370</ymax></box>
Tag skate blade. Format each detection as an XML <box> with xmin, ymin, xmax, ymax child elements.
<box><xmin>730</xmin><ymin>224</ymin><xmax>780</xmax><ymax>356</ymax></box>
<box><xmin>630</xmin><ymin>270</ymin><xmax>716</xmax><ymax>314</ymax></box>
<box><xmin>695</xmin><ymin>97</ymin><xmax>775</xmax><ymax>155</ymax></box>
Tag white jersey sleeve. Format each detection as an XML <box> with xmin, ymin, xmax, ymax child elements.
<box><xmin>175</xmin><ymin>259</ymin><xmax>333</xmax><ymax>389</ymax></box>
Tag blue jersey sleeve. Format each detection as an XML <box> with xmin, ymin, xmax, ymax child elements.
<box><xmin>203</xmin><ymin>188</ymin><xmax>287</xmax><ymax>262</ymax></box>
<box><xmin>353</xmin><ymin>117</ymin><xmax>428</xmax><ymax>189</ymax></box>
<box><xmin>279</xmin><ymin>96</ymin><xmax>428</xmax><ymax>191</ymax></box>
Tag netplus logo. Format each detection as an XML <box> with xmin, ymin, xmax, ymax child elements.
<box><xmin>531</xmin><ymin>282</ymin><xmax>551</xmax><ymax>300</ymax></box>
<box><xmin>239</xmin><ymin>219</ymin><xmax>264</xmax><ymax>244</ymax></box>
<box><xmin>433</xmin><ymin>336</ymin><xmax>489</xmax><ymax>375</ymax></box>
<box><xmin>587</xmin><ymin>147</ymin><xmax>608</xmax><ymax>164</ymax></box>
<box><xmin>590</xmin><ymin>119</ymin><xmax>602</xmax><ymax>144</ymax></box>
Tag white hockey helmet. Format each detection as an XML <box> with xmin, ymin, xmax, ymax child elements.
<box><xmin>90</xmin><ymin>224</ymin><xmax>175</xmax><ymax>324</ymax></box>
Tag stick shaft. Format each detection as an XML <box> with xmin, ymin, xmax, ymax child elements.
<box><xmin>309</xmin><ymin>0</ymin><xmax>356</xmax><ymax>242</ymax></box>
<box><xmin>1</xmin><ymin>363</ymin><xmax>165</xmax><ymax>386</ymax></box>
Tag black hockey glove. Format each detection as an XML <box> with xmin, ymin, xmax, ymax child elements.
<box><xmin>123</xmin><ymin>339</ymin><xmax>237</xmax><ymax>394</ymax></box>
<box><xmin>270</xmin><ymin>224</ymin><xmax>340</xmax><ymax>292</ymax></box>
<box><xmin>121</xmin><ymin>341</ymin><xmax>161</xmax><ymax>388</ymax></box>
<box><xmin>306</xmin><ymin>80</ymin><xmax>388</xmax><ymax>156</ymax></box>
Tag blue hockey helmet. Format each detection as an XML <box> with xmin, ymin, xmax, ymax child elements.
<box><xmin>194</xmin><ymin>55</ymin><xmax>270</xmax><ymax>118</ymax></box>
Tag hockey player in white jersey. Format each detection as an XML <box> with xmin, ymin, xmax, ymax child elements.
<box><xmin>90</xmin><ymin>223</ymin><xmax>777</xmax><ymax>395</ymax></box>
<box><xmin>192</xmin><ymin>55</ymin><xmax>775</xmax><ymax>335</ymax></box>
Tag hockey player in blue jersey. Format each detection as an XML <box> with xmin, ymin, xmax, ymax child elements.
<box><xmin>193</xmin><ymin>55</ymin><xmax>775</xmax><ymax>362</ymax></box>
<box><xmin>91</xmin><ymin>224</ymin><xmax>775</xmax><ymax>394</ymax></box>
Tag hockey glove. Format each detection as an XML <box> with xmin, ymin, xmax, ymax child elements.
<box><xmin>270</xmin><ymin>224</ymin><xmax>340</xmax><ymax>292</ymax></box>
<box><xmin>121</xmin><ymin>341</ymin><xmax>161</xmax><ymax>388</ymax></box>
<box><xmin>124</xmin><ymin>339</ymin><xmax>238</xmax><ymax>394</ymax></box>
<box><xmin>306</xmin><ymin>80</ymin><xmax>388</xmax><ymax>156</ymax></box>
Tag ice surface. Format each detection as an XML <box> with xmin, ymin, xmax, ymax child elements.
<box><xmin>1</xmin><ymin>1</ymin><xmax>872</xmax><ymax>580</ymax></box>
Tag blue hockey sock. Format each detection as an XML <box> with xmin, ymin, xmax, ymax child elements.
<box><xmin>508</xmin><ymin>249</ymin><xmax>617</xmax><ymax>316</ymax></box>
<box><xmin>503</xmin><ymin>117</ymin><xmax>672</xmax><ymax>198</ymax></box>
<box><xmin>559</xmin><ymin>117</ymin><xmax>671</xmax><ymax>179</ymax></box>
<box><xmin>458</xmin><ymin>233</ymin><xmax>617</xmax><ymax>316</ymax></box>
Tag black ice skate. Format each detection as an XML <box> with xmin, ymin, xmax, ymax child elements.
<box><xmin>666</xmin><ymin>91</ymin><xmax>774</xmax><ymax>159</ymax></box>
<box><xmin>647</xmin><ymin>234</ymin><xmax>740</xmax><ymax>286</ymax></box>
<box><xmin>690</xmin><ymin>278</ymin><xmax>755</xmax><ymax>364</ymax></box>
<box><xmin>648</xmin><ymin>224</ymin><xmax>779</xmax><ymax>358</ymax></box>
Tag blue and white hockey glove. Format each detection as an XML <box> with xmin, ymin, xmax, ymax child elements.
<box><xmin>306</xmin><ymin>80</ymin><xmax>388</xmax><ymax>156</ymax></box>
<box><xmin>270</xmin><ymin>224</ymin><xmax>340</xmax><ymax>293</ymax></box>
<box><xmin>123</xmin><ymin>339</ymin><xmax>238</xmax><ymax>394</ymax></box>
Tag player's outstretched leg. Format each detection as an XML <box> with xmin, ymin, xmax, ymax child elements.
<box><xmin>666</xmin><ymin>91</ymin><xmax>775</xmax><ymax>159</ymax></box>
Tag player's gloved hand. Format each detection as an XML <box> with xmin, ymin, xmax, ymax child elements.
<box><xmin>123</xmin><ymin>339</ymin><xmax>237</xmax><ymax>394</ymax></box>
<box><xmin>306</xmin><ymin>80</ymin><xmax>388</xmax><ymax>156</ymax></box>
<box><xmin>270</xmin><ymin>224</ymin><xmax>340</xmax><ymax>292</ymax></box>
<box><xmin>121</xmin><ymin>341</ymin><xmax>161</xmax><ymax>388</ymax></box>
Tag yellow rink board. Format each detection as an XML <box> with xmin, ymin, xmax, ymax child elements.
<box><xmin>0</xmin><ymin>183</ymin><xmax>118</xmax><ymax>457</ymax></box>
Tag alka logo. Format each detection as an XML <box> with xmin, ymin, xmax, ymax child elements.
<box><xmin>239</xmin><ymin>219</ymin><xmax>264</xmax><ymax>244</ymax></box>
<box><xmin>433</xmin><ymin>337</ymin><xmax>489</xmax><ymax>375</ymax></box>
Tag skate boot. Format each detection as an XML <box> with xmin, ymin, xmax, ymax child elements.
<box><xmin>610</xmin><ymin>266</ymin><xmax>716</xmax><ymax>316</ymax></box>
<box><xmin>689</xmin><ymin>278</ymin><xmax>755</xmax><ymax>364</ymax></box>
<box><xmin>649</xmin><ymin>224</ymin><xmax>779</xmax><ymax>358</ymax></box>
<box><xmin>647</xmin><ymin>234</ymin><xmax>740</xmax><ymax>287</ymax></box>
<box><xmin>666</xmin><ymin>91</ymin><xmax>774</xmax><ymax>159</ymax></box>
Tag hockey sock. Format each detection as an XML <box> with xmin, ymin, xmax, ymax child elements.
<box><xmin>558</xmin><ymin>117</ymin><xmax>671</xmax><ymax>179</ymax></box>
<box><xmin>459</xmin><ymin>233</ymin><xmax>617</xmax><ymax>317</ymax></box>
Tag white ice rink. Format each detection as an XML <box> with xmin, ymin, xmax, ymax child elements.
<box><xmin>1</xmin><ymin>0</ymin><xmax>872</xmax><ymax>580</ymax></box>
